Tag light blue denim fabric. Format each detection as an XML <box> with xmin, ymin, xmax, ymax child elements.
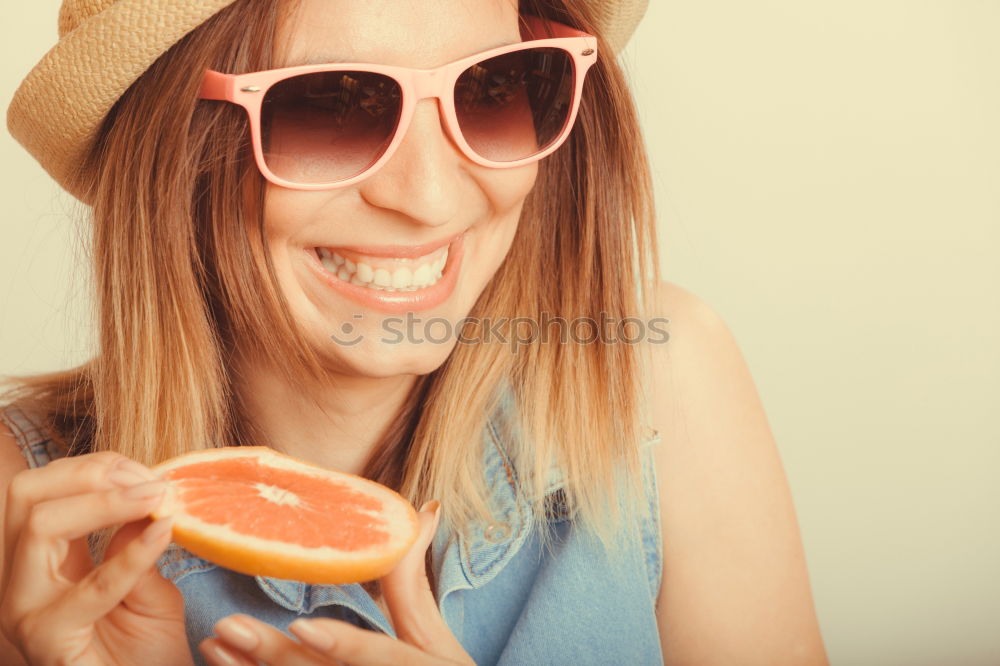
<box><xmin>1</xmin><ymin>388</ymin><xmax>664</xmax><ymax>665</ymax></box>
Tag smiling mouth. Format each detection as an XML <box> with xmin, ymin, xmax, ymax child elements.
<box><xmin>313</xmin><ymin>242</ymin><xmax>450</xmax><ymax>292</ymax></box>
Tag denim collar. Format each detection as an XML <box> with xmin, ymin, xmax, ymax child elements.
<box><xmin>252</xmin><ymin>381</ymin><xmax>537</xmax><ymax>631</ymax></box>
<box><xmin>156</xmin><ymin>382</ymin><xmax>657</xmax><ymax>635</ymax></box>
<box><xmin>255</xmin><ymin>396</ymin><xmax>533</xmax><ymax>625</ymax></box>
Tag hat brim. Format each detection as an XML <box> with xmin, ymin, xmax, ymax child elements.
<box><xmin>6</xmin><ymin>0</ymin><xmax>239</xmax><ymax>204</ymax></box>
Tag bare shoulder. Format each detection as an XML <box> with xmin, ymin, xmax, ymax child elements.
<box><xmin>0</xmin><ymin>411</ymin><xmax>31</xmax><ymax>666</ymax></box>
<box><xmin>646</xmin><ymin>280</ymin><xmax>829</xmax><ymax>665</ymax></box>
<box><xmin>0</xmin><ymin>406</ymin><xmax>28</xmax><ymax>474</ymax></box>
<box><xmin>0</xmin><ymin>413</ymin><xmax>30</xmax><ymax>483</ymax></box>
<box><xmin>0</xmin><ymin>408</ymin><xmax>30</xmax><ymax>556</ymax></box>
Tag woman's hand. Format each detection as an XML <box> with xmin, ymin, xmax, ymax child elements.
<box><xmin>0</xmin><ymin>450</ymin><xmax>194</xmax><ymax>666</ymax></box>
<box><xmin>199</xmin><ymin>500</ymin><xmax>475</xmax><ymax>666</ymax></box>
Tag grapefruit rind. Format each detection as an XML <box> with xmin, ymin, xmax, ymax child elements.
<box><xmin>149</xmin><ymin>446</ymin><xmax>420</xmax><ymax>584</ymax></box>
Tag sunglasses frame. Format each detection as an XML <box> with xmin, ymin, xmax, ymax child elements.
<box><xmin>198</xmin><ymin>15</ymin><xmax>597</xmax><ymax>190</ymax></box>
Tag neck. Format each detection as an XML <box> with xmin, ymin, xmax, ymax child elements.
<box><xmin>234</xmin><ymin>357</ymin><xmax>419</xmax><ymax>476</ymax></box>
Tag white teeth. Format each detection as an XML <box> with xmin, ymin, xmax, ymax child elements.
<box><xmin>315</xmin><ymin>244</ymin><xmax>450</xmax><ymax>291</ymax></box>
<box><xmin>356</xmin><ymin>262</ymin><xmax>374</xmax><ymax>283</ymax></box>
<box><xmin>412</xmin><ymin>264</ymin><xmax>430</xmax><ymax>287</ymax></box>
<box><xmin>392</xmin><ymin>267</ymin><xmax>412</xmax><ymax>288</ymax></box>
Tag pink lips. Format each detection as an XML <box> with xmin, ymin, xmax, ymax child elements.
<box><xmin>319</xmin><ymin>231</ymin><xmax>463</xmax><ymax>259</ymax></box>
<box><xmin>305</xmin><ymin>232</ymin><xmax>465</xmax><ymax>314</ymax></box>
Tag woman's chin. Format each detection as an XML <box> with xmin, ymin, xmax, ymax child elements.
<box><xmin>315</xmin><ymin>330</ymin><xmax>459</xmax><ymax>378</ymax></box>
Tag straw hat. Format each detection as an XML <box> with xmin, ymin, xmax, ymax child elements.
<box><xmin>6</xmin><ymin>0</ymin><xmax>649</xmax><ymax>205</ymax></box>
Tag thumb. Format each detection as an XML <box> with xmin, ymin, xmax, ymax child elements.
<box><xmin>103</xmin><ymin>518</ymin><xmax>185</xmax><ymax>618</ymax></box>
<box><xmin>381</xmin><ymin>500</ymin><xmax>467</xmax><ymax>660</ymax></box>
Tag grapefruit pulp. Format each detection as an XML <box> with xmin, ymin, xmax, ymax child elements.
<box><xmin>148</xmin><ymin>446</ymin><xmax>420</xmax><ymax>584</ymax></box>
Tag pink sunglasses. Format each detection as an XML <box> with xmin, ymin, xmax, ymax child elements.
<box><xmin>198</xmin><ymin>15</ymin><xmax>597</xmax><ymax>190</ymax></box>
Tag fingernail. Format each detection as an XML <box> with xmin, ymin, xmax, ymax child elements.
<box><xmin>142</xmin><ymin>517</ymin><xmax>173</xmax><ymax>544</ymax></box>
<box><xmin>112</xmin><ymin>458</ymin><xmax>158</xmax><ymax>481</ymax></box>
<box><xmin>216</xmin><ymin>617</ymin><xmax>258</xmax><ymax>651</ymax></box>
<box><xmin>206</xmin><ymin>642</ymin><xmax>239</xmax><ymax>666</ymax></box>
<box><xmin>421</xmin><ymin>500</ymin><xmax>442</xmax><ymax>536</ymax></box>
<box><xmin>290</xmin><ymin>619</ymin><xmax>336</xmax><ymax>651</ymax></box>
<box><xmin>124</xmin><ymin>480</ymin><xmax>167</xmax><ymax>500</ymax></box>
<box><xmin>108</xmin><ymin>467</ymin><xmax>156</xmax><ymax>488</ymax></box>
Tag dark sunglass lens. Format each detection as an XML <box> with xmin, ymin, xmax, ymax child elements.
<box><xmin>454</xmin><ymin>47</ymin><xmax>575</xmax><ymax>162</ymax></box>
<box><xmin>261</xmin><ymin>71</ymin><xmax>402</xmax><ymax>184</ymax></box>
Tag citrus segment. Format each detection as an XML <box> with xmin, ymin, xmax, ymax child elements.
<box><xmin>149</xmin><ymin>446</ymin><xmax>420</xmax><ymax>584</ymax></box>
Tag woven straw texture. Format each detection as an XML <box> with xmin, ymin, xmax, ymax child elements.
<box><xmin>7</xmin><ymin>0</ymin><xmax>648</xmax><ymax>204</ymax></box>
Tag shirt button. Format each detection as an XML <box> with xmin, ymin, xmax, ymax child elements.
<box><xmin>484</xmin><ymin>522</ymin><xmax>511</xmax><ymax>543</ymax></box>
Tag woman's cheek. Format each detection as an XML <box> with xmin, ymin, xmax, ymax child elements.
<box><xmin>263</xmin><ymin>185</ymin><xmax>326</xmax><ymax>241</ymax></box>
<box><xmin>484</xmin><ymin>161</ymin><xmax>539</xmax><ymax>213</ymax></box>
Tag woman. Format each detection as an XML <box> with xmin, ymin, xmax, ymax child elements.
<box><xmin>0</xmin><ymin>0</ymin><xmax>828</xmax><ymax>664</ymax></box>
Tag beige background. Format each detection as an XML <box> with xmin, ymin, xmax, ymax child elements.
<box><xmin>2</xmin><ymin>2</ymin><xmax>998</xmax><ymax>664</ymax></box>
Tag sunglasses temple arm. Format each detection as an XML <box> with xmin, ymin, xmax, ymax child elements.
<box><xmin>199</xmin><ymin>69</ymin><xmax>236</xmax><ymax>101</ymax></box>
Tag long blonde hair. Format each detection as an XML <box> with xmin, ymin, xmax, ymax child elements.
<box><xmin>1</xmin><ymin>0</ymin><xmax>662</xmax><ymax>566</ymax></box>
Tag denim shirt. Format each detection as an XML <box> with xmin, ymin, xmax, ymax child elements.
<box><xmin>1</xmin><ymin>392</ymin><xmax>664</xmax><ymax>665</ymax></box>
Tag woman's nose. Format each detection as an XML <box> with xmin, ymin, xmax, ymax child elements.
<box><xmin>357</xmin><ymin>98</ymin><xmax>465</xmax><ymax>227</ymax></box>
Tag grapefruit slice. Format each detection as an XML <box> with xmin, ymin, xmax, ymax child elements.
<box><xmin>148</xmin><ymin>446</ymin><xmax>420</xmax><ymax>584</ymax></box>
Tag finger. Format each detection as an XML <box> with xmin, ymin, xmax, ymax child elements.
<box><xmin>288</xmin><ymin>617</ymin><xmax>447</xmax><ymax>666</ymax></box>
<box><xmin>381</xmin><ymin>500</ymin><xmax>440</xmax><ymax>626</ymax></box>
<box><xmin>198</xmin><ymin>637</ymin><xmax>258</xmax><ymax>666</ymax></box>
<box><xmin>212</xmin><ymin>614</ymin><xmax>329</xmax><ymax>666</ymax></box>
<box><xmin>29</xmin><ymin>516</ymin><xmax>174</xmax><ymax>634</ymax></box>
<box><xmin>104</xmin><ymin>517</ymin><xmax>185</xmax><ymax>618</ymax></box>
<box><xmin>3</xmin><ymin>452</ymin><xmax>157</xmax><ymax>577</ymax></box>
<box><xmin>380</xmin><ymin>500</ymin><xmax>467</xmax><ymax>662</ymax></box>
<box><xmin>2</xmin><ymin>480</ymin><xmax>170</xmax><ymax>620</ymax></box>
<box><xmin>6</xmin><ymin>478</ymin><xmax>168</xmax><ymax>599</ymax></box>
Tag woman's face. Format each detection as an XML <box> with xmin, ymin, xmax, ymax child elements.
<box><xmin>264</xmin><ymin>0</ymin><xmax>536</xmax><ymax>378</ymax></box>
